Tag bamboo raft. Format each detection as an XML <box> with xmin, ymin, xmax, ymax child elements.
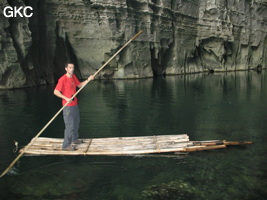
<box><xmin>20</xmin><ymin>134</ymin><xmax>252</xmax><ymax>156</ymax></box>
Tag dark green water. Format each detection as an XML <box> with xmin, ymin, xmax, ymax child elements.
<box><xmin>0</xmin><ymin>71</ymin><xmax>267</xmax><ymax>200</ymax></box>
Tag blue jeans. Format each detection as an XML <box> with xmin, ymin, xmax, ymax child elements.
<box><xmin>62</xmin><ymin>105</ymin><xmax>80</xmax><ymax>148</ymax></box>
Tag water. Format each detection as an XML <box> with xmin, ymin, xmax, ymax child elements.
<box><xmin>0</xmin><ymin>71</ymin><xmax>267</xmax><ymax>200</ymax></box>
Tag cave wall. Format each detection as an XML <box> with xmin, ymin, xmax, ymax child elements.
<box><xmin>0</xmin><ymin>0</ymin><xmax>266</xmax><ymax>89</ymax></box>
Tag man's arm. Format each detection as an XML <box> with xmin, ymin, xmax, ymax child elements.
<box><xmin>78</xmin><ymin>75</ymin><xmax>95</xmax><ymax>88</ymax></box>
<box><xmin>54</xmin><ymin>90</ymin><xmax>72</xmax><ymax>102</ymax></box>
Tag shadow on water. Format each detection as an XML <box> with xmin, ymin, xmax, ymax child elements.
<box><xmin>0</xmin><ymin>71</ymin><xmax>267</xmax><ymax>200</ymax></box>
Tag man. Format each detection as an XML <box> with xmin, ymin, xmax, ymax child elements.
<box><xmin>54</xmin><ymin>62</ymin><xmax>94</xmax><ymax>151</ymax></box>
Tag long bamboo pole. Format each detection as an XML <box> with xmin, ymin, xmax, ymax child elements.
<box><xmin>0</xmin><ymin>30</ymin><xmax>143</xmax><ymax>178</ymax></box>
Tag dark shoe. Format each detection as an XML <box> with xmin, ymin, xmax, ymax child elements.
<box><xmin>62</xmin><ymin>146</ymin><xmax>77</xmax><ymax>151</ymax></box>
<box><xmin>73</xmin><ymin>140</ymin><xmax>83</xmax><ymax>144</ymax></box>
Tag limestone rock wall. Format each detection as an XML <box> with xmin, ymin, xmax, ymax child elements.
<box><xmin>0</xmin><ymin>0</ymin><xmax>29</xmax><ymax>89</ymax></box>
<box><xmin>0</xmin><ymin>0</ymin><xmax>267</xmax><ymax>89</ymax></box>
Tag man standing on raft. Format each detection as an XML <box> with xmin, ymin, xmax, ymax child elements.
<box><xmin>54</xmin><ymin>62</ymin><xmax>95</xmax><ymax>151</ymax></box>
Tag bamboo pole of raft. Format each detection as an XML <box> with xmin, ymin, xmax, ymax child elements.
<box><xmin>0</xmin><ymin>30</ymin><xmax>143</xmax><ymax>178</ymax></box>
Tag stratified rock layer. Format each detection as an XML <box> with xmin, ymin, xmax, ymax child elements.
<box><xmin>0</xmin><ymin>0</ymin><xmax>266</xmax><ymax>89</ymax></box>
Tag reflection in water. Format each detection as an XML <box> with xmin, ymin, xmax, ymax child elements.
<box><xmin>0</xmin><ymin>71</ymin><xmax>266</xmax><ymax>200</ymax></box>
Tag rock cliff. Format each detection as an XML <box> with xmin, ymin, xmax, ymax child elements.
<box><xmin>0</xmin><ymin>0</ymin><xmax>266</xmax><ymax>89</ymax></box>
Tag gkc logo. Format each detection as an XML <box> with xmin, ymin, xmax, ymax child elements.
<box><xmin>3</xmin><ymin>6</ymin><xmax>33</xmax><ymax>18</ymax></box>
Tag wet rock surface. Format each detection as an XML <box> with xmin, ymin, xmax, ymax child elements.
<box><xmin>0</xmin><ymin>0</ymin><xmax>266</xmax><ymax>89</ymax></box>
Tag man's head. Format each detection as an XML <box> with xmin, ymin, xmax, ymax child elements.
<box><xmin>65</xmin><ymin>62</ymin><xmax>75</xmax><ymax>76</ymax></box>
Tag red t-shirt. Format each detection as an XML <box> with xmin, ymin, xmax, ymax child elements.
<box><xmin>55</xmin><ymin>74</ymin><xmax>81</xmax><ymax>106</ymax></box>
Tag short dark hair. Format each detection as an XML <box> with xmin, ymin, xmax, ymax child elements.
<box><xmin>65</xmin><ymin>62</ymin><xmax>74</xmax><ymax>68</ymax></box>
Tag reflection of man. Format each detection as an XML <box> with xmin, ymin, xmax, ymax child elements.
<box><xmin>54</xmin><ymin>62</ymin><xmax>94</xmax><ymax>151</ymax></box>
